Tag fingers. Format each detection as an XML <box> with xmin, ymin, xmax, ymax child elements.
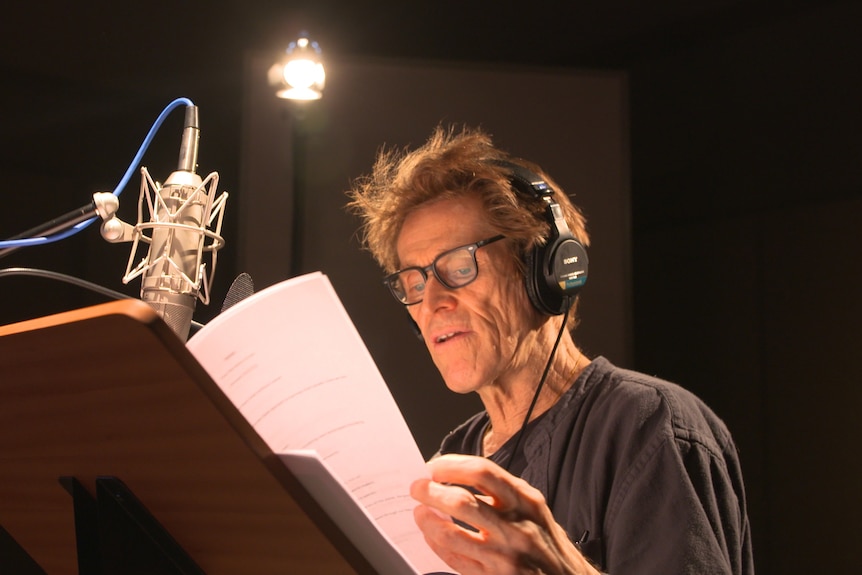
<box><xmin>411</xmin><ymin>487</ymin><xmax>517</xmax><ymax>575</ymax></box>
<box><xmin>411</xmin><ymin>477</ymin><xmax>492</xmax><ymax>537</ymax></box>
<box><xmin>411</xmin><ymin>454</ymin><xmax>601</xmax><ymax>575</ymax></box>
<box><xmin>410</xmin><ymin>456</ymin><xmax>552</xmax><ymax>555</ymax></box>
<box><xmin>411</xmin><ymin>479</ymin><xmax>489</xmax><ymax>573</ymax></box>
<box><xmin>411</xmin><ymin>475</ymin><xmax>564</xmax><ymax>575</ymax></box>
<box><xmin>424</xmin><ymin>454</ymin><xmax>550</xmax><ymax>520</ymax></box>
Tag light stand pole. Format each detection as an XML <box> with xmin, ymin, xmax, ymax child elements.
<box><xmin>268</xmin><ymin>32</ymin><xmax>325</xmax><ymax>278</ymax></box>
<box><xmin>289</xmin><ymin>108</ymin><xmax>308</xmax><ymax>277</ymax></box>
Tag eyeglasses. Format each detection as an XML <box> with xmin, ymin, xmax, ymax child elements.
<box><xmin>384</xmin><ymin>235</ymin><xmax>506</xmax><ymax>305</ymax></box>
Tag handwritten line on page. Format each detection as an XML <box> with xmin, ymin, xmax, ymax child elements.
<box><xmin>186</xmin><ymin>272</ymin><xmax>455</xmax><ymax>575</ymax></box>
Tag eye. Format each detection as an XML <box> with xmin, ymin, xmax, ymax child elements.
<box><xmin>439</xmin><ymin>251</ymin><xmax>476</xmax><ymax>285</ymax></box>
<box><xmin>400</xmin><ymin>270</ymin><xmax>426</xmax><ymax>299</ymax></box>
<box><xmin>451</xmin><ymin>266</ymin><xmax>473</xmax><ymax>280</ymax></box>
<box><xmin>407</xmin><ymin>278</ymin><xmax>426</xmax><ymax>296</ymax></box>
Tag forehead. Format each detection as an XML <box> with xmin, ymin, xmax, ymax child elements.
<box><xmin>397</xmin><ymin>196</ymin><xmax>492</xmax><ymax>265</ymax></box>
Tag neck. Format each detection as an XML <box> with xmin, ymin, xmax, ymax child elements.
<box><xmin>480</xmin><ymin>334</ymin><xmax>587</xmax><ymax>456</ymax></box>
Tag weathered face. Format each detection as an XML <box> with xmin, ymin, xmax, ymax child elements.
<box><xmin>396</xmin><ymin>195</ymin><xmax>539</xmax><ymax>394</ymax></box>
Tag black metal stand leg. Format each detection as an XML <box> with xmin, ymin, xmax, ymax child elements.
<box><xmin>0</xmin><ymin>524</ymin><xmax>47</xmax><ymax>575</ymax></box>
<box><xmin>61</xmin><ymin>476</ymin><xmax>205</xmax><ymax>575</ymax></box>
<box><xmin>60</xmin><ymin>476</ymin><xmax>101</xmax><ymax>575</ymax></box>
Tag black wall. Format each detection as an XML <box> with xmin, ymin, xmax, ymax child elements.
<box><xmin>630</xmin><ymin>4</ymin><xmax>862</xmax><ymax>573</ymax></box>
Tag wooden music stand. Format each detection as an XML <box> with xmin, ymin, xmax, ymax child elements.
<box><xmin>0</xmin><ymin>299</ymin><xmax>373</xmax><ymax>574</ymax></box>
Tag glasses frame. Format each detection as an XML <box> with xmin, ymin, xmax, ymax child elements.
<box><xmin>383</xmin><ymin>235</ymin><xmax>506</xmax><ymax>305</ymax></box>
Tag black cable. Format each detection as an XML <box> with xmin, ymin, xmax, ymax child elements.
<box><xmin>0</xmin><ymin>267</ymin><xmax>132</xmax><ymax>301</ymax></box>
<box><xmin>503</xmin><ymin>298</ymin><xmax>572</xmax><ymax>473</ymax></box>
<box><xmin>0</xmin><ymin>202</ymin><xmax>98</xmax><ymax>261</ymax></box>
<box><xmin>0</xmin><ymin>267</ymin><xmax>205</xmax><ymax>332</ymax></box>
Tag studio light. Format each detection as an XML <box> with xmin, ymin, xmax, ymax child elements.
<box><xmin>268</xmin><ymin>33</ymin><xmax>326</xmax><ymax>101</ymax></box>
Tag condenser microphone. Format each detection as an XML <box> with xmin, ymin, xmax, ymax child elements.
<box><xmin>96</xmin><ymin>101</ymin><xmax>228</xmax><ymax>342</ymax></box>
<box><xmin>129</xmin><ymin>105</ymin><xmax>226</xmax><ymax>341</ymax></box>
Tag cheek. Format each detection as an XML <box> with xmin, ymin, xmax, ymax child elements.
<box><xmin>481</xmin><ymin>273</ymin><xmax>540</xmax><ymax>340</ymax></box>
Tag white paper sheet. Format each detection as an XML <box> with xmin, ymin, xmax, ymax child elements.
<box><xmin>187</xmin><ymin>272</ymin><xmax>454</xmax><ymax>574</ymax></box>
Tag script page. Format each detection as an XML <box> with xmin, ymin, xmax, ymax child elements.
<box><xmin>186</xmin><ymin>272</ymin><xmax>453</xmax><ymax>575</ymax></box>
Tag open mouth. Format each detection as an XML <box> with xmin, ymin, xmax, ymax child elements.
<box><xmin>435</xmin><ymin>331</ymin><xmax>462</xmax><ymax>343</ymax></box>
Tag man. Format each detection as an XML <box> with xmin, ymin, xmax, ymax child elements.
<box><xmin>348</xmin><ymin>125</ymin><xmax>754</xmax><ymax>575</ymax></box>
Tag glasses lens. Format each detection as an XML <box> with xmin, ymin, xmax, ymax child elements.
<box><xmin>390</xmin><ymin>268</ymin><xmax>426</xmax><ymax>304</ymax></box>
<box><xmin>435</xmin><ymin>247</ymin><xmax>478</xmax><ymax>288</ymax></box>
<box><xmin>385</xmin><ymin>236</ymin><xmax>502</xmax><ymax>305</ymax></box>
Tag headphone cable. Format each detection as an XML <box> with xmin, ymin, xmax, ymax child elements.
<box><xmin>502</xmin><ymin>298</ymin><xmax>572</xmax><ymax>473</ymax></box>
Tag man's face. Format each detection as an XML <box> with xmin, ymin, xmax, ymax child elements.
<box><xmin>396</xmin><ymin>195</ymin><xmax>539</xmax><ymax>394</ymax></box>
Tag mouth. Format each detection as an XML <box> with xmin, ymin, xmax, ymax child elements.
<box><xmin>435</xmin><ymin>331</ymin><xmax>463</xmax><ymax>344</ymax></box>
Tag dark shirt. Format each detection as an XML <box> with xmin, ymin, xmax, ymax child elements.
<box><xmin>438</xmin><ymin>356</ymin><xmax>754</xmax><ymax>575</ymax></box>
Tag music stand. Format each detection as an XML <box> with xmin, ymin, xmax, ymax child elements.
<box><xmin>0</xmin><ymin>299</ymin><xmax>373</xmax><ymax>574</ymax></box>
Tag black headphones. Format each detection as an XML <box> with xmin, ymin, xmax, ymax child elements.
<box><xmin>498</xmin><ymin>161</ymin><xmax>589</xmax><ymax>315</ymax></box>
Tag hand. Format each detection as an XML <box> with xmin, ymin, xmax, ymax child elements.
<box><xmin>410</xmin><ymin>454</ymin><xmax>601</xmax><ymax>575</ymax></box>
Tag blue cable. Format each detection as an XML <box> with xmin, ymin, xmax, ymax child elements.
<box><xmin>0</xmin><ymin>97</ymin><xmax>195</xmax><ymax>249</ymax></box>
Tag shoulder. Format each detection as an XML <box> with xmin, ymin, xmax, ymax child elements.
<box><xmin>569</xmin><ymin>357</ymin><xmax>737</xmax><ymax>459</ymax></box>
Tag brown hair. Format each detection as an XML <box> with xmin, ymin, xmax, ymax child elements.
<box><xmin>347</xmin><ymin>124</ymin><xmax>589</xmax><ymax>278</ymax></box>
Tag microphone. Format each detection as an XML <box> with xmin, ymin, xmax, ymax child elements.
<box><xmin>100</xmin><ymin>104</ymin><xmax>228</xmax><ymax>342</ymax></box>
<box><xmin>138</xmin><ymin>105</ymin><xmax>203</xmax><ymax>340</ymax></box>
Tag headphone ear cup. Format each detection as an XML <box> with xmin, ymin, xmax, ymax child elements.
<box><xmin>493</xmin><ymin>160</ymin><xmax>589</xmax><ymax>315</ymax></box>
<box><xmin>524</xmin><ymin>236</ymin><xmax>588</xmax><ymax>315</ymax></box>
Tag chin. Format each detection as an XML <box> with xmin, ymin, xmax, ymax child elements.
<box><xmin>443</xmin><ymin>380</ymin><xmax>479</xmax><ymax>395</ymax></box>
<box><xmin>433</xmin><ymin>353</ymin><xmax>491</xmax><ymax>394</ymax></box>
<box><xmin>438</xmin><ymin>367</ymin><xmax>487</xmax><ymax>395</ymax></box>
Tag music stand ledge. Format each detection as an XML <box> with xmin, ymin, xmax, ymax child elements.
<box><xmin>0</xmin><ymin>299</ymin><xmax>373</xmax><ymax>574</ymax></box>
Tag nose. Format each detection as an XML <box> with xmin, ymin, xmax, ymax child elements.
<box><xmin>423</xmin><ymin>271</ymin><xmax>457</xmax><ymax>304</ymax></box>
<box><xmin>414</xmin><ymin>272</ymin><xmax>456</xmax><ymax>323</ymax></box>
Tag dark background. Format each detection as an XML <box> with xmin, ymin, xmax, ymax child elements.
<box><xmin>2</xmin><ymin>2</ymin><xmax>860</xmax><ymax>574</ymax></box>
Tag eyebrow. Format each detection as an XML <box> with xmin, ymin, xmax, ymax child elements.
<box><xmin>397</xmin><ymin>241</ymin><xmax>458</xmax><ymax>269</ymax></box>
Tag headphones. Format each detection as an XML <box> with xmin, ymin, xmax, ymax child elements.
<box><xmin>498</xmin><ymin>161</ymin><xmax>589</xmax><ymax>315</ymax></box>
